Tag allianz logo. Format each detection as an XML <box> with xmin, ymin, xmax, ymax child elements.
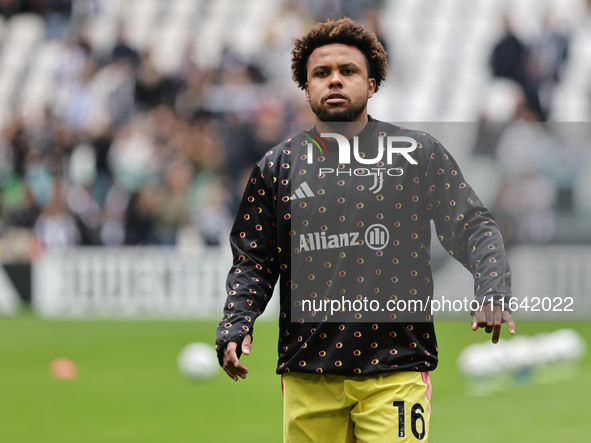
<box><xmin>299</xmin><ymin>223</ymin><xmax>389</xmax><ymax>252</ymax></box>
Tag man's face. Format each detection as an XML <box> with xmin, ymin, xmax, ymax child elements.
<box><xmin>305</xmin><ymin>43</ymin><xmax>376</xmax><ymax>123</ymax></box>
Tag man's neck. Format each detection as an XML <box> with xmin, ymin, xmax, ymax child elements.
<box><xmin>315</xmin><ymin>114</ymin><xmax>369</xmax><ymax>140</ymax></box>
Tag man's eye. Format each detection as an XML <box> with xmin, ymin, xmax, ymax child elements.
<box><xmin>316</xmin><ymin>71</ymin><xmax>327</xmax><ymax>77</ymax></box>
<box><xmin>343</xmin><ymin>69</ymin><xmax>354</xmax><ymax>75</ymax></box>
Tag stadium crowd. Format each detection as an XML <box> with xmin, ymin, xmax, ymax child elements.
<box><xmin>0</xmin><ymin>0</ymin><xmax>589</xmax><ymax>262</ymax></box>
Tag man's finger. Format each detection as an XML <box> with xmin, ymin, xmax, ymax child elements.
<box><xmin>242</xmin><ymin>334</ymin><xmax>252</xmax><ymax>355</ymax></box>
<box><xmin>491</xmin><ymin>310</ymin><xmax>501</xmax><ymax>344</ymax></box>
<box><xmin>471</xmin><ymin>306</ymin><xmax>486</xmax><ymax>331</ymax></box>
<box><xmin>484</xmin><ymin>304</ymin><xmax>494</xmax><ymax>334</ymax></box>
<box><xmin>224</xmin><ymin>361</ymin><xmax>248</xmax><ymax>379</ymax></box>
<box><xmin>222</xmin><ymin>342</ymin><xmax>249</xmax><ymax>380</ymax></box>
<box><xmin>223</xmin><ymin>367</ymin><xmax>239</xmax><ymax>382</ymax></box>
<box><xmin>225</xmin><ymin>342</ymin><xmax>240</xmax><ymax>367</ymax></box>
<box><xmin>477</xmin><ymin>304</ymin><xmax>488</xmax><ymax>329</ymax></box>
<box><xmin>503</xmin><ymin>311</ymin><xmax>516</xmax><ymax>335</ymax></box>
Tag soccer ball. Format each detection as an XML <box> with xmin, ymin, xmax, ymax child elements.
<box><xmin>177</xmin><ymin>342</ymin><xmax>220</xmax><ymax>381</ymax></box>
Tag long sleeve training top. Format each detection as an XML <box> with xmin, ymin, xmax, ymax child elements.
<box><xmin>216</xmin><ymin>118</ymin><xmax>511</xmax><ymax>376</ymax></box>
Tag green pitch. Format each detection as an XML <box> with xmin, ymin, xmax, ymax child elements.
<box><xmin>1</xmin><ymin>311</ymin><xmax>589</xmax><ymax>442</ymax></box>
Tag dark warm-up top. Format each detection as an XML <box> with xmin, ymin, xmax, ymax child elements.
<box><xmin>215</xmin><ymin>117</ymin><xmax>511</xmax><ymax>376</ymax></box>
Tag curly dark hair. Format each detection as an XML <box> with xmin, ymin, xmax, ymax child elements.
<box><xmin>291</xmin><ymin>18</ymin><xmax>388</xmax><ymax>92</ymax></box>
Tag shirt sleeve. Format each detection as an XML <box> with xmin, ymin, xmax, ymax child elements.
<box><xmin>215</xmin><ymin>163</ymin><xmax>280</xmax><ymax>364</ymax></box>
<box><xmin>421</xmin><ymin>138</ymin><xmax>512</xmax><ymax>309</ymax></box>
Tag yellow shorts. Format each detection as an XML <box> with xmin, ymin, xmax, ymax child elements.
<box><xmin>282</xmin><ymin>371</ymin><xmax>432</xmax><ymax>443</ymax></box>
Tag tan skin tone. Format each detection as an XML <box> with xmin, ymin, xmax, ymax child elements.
<box><xmin>221</xmin><ymin>43</ymin><xmax>515</xmax><ymax>381</ymax></box>
<box><xmin>472</xmin><ymin>303</ymin><xmax>515</xmax><ymax>343</ymax></box>
<box><xmin>305</xmin><ymin>43</ymin><xmax>375</xmax><ymax>138</ymax></box>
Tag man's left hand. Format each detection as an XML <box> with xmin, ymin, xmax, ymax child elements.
<box><xmin>471</xmin><ymin>303</ymin><xmax>515</xmax><ymax>344</ymax></box>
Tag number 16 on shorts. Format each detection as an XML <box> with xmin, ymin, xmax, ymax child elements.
<box><xmin>393</xmin><ymin>401</ymin><xmax>426</xmax><ymax>440</ymax></box>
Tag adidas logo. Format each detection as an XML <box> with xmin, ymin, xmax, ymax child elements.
<box><xmin>290</xmin><ymin>181</ymin><xmax>315</xmax><ymax>200</ymax></box>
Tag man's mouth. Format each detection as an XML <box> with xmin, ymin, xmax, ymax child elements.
<box><xmin>323</xmin><ymin>93</ymin><xmax>349</xmax><ymax>104</ymax></box>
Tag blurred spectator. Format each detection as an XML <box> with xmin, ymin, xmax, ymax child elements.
<box><xmin>2</xmin><ymin>177</ymin><xmax>30</xmax><ymax>223</ymax></box>
<box><xmin>307</xmin><ymin>0</ymin><xmax>343</xmax><ymax>21</ymax></box>
<box><xmin>43</xmin><ymin>0</ymin><xmax>72</xmax><ymax>39</ymax></box>
<box><xmin>0</xmin><ymin>129</ymin><xmax>15</xmax><ymax>184</ymax></box>
<box><xmin>266</xmin><ymin>0</ymin><xmax>315</xmax><ymax>90</ymax></box>
<box><xmin>0</xmin><ymin>0</ymin><xmax>44</xmax><ymax>18</ymax></box>
<box><xmin>185</xmin><ymin>113</ymin><xmax>225</xmax><ymax>172</ymax></box>
<box><xmin>493</xmin><ymin>116</ymin><xmax>558</xmax><ymax>245</ymax></box>
<box><xmin>66</xmin><ymin>184</ymin><xmax>101</xmax><ymax>245</ymax></box>
<box><xmin>151</xmin><ymin>158</ymin><xmax>193</xmax><ymax>245</ymax></box>
<box><xmin>538</xmin><ymin>133</ymin><xmax>581</xmax><ymax>214</ymax></box>
<box><xmin>70</xmin><ymin>0</ymin><xmax>100</xmax><ymax>30</ymax></box>
<box><xmin>529</xmin><ymin>12</ymin><xmax>569</xmax><ymax>117</ymax></box>
<box><xmin>174</xmin><ymin>43</ymin><xmax>212</xmax><ymax>120</ymax></box>
<box><xmin>8</xmin><ymin>186</ymin><xmax>40</xmax><ymax>227</ymax></box>
<box><xmin>4</xmin><ymin>117</ymin><xmax>29</xmax><ymax>177</ymax></box>
<box><xmin>25</xmin><ymin>150</ymin><xmax>55</xmax><ymax>208</ymax></box>
<box><xmin>64</xmin><ymin>58</ymin><xmax>99</xmax><ymax>130</ymax></box>
<box><xmin>124</xmin><ymin>186</ymin><xmax>158</xmax><ymax>245</ymax></box>
<box><xmin>108</xmin><ymin>119</ymin><xmax>159</xmax><ymax>192</ymax></box>
<box><xmin>341</xmin><ymin>0</ymin><xmax>384</xmax><ymax>21</ymax></box>
<box><xmin>52</xmin><ymin>35</ymin><xmax>93</xmax><ymax>118</ymax></box>
<box><xmin>111</xmin><ymin>25</ymin><xmax>140</xmax><ymax>67</ymax></box>
<box><xmin>26</xmin><ymin>107</ymin><xmax>59</xmax><ymax>156</ymax></box>
<box><xmin>250</xmin><ymin>96</ymin><xmax>288</xmax><ymax>159</ymax></box>
<box><xmin>218</xmin><ymin>111</ymin><xmax>258</xmax><ymax>183</ymax></box>
<box><xmin>359</xmin><ymin>6</ymin><xmax>388</xmax><ymax>59</ymax></box>
<box><xmin>94</xmin><ymin>56</ymin><xmax>136</xmax><ymax>125</ymax></box>
<box><xmin>493</xmin><ymin>172</ymin><xmax>557</xmax><ymax>247</ymax></box>
<box><xmin>100</xmin><ymin>181</ymin><xmax>128</xmax><ymax>245</ymax></box>
<box><xmin>34</xmin><ymin>179</ymin><xmax>80</xmax><ymax>250</ymax></box>
<box><xmin>135</xmin><ymin>51</ymin><xmax>179</xmax><ymax>110</ymax></box>
<box><xmin>190</xmin><ymin>175</ymin><xmax>233</xmax><ymax>246</ymax></box>
<box><xmin>0</xmin><ymin>0</ymin><xmax>22</xmax><ymax>18</ymax></box>
<box><xmin>490</xmin><ymin>15</ymin><xmax>544</xmax><ymax>120</ymax></box>
<box><xmin>87</xmin><ymin>122</ymin><xmax>113</xmax><ymax>204</ymax></box>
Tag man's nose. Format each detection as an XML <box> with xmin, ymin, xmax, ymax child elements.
<box><xmin>328</xmin><ymin>71</ymin><xmax>343</xmax><ymax>87</ymax></box>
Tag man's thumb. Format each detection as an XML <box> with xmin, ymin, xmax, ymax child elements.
<box><xmin>242</xmin><ymin>334</ymin><xmax>252</xmax><ymax>355</ymax></box>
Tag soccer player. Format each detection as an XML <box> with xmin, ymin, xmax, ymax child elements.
<box><xmin>215</xmin><ymin>18</ymin><xmax>515</xmax><ymax>442</ymax></box>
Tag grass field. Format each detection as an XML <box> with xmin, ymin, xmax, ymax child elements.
<box><xmin>1</xmin><ymin>311</ymin><xmax>589</xmax><ymax>442</ymax></box>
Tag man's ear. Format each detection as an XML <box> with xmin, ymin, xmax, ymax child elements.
<box><xmin>305</xmin><ymin>82</ymin><xmax>310</xmax><ymax>102</ymax></box>
<box><xmin>368</xmin><ymin>78</ymin><xmax>376</xmax><ymax>98</ymax></box>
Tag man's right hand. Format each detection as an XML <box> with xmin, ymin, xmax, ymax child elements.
<box><xmin>222</xmin><ymin>334</ymin><xmax>252</xmax><ymax>381</ymax></box>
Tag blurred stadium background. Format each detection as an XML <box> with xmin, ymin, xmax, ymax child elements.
<box><xmin>1</xmin><ymin>0</ymin><xmax>590</xmax><ymax>441</ymax></box>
